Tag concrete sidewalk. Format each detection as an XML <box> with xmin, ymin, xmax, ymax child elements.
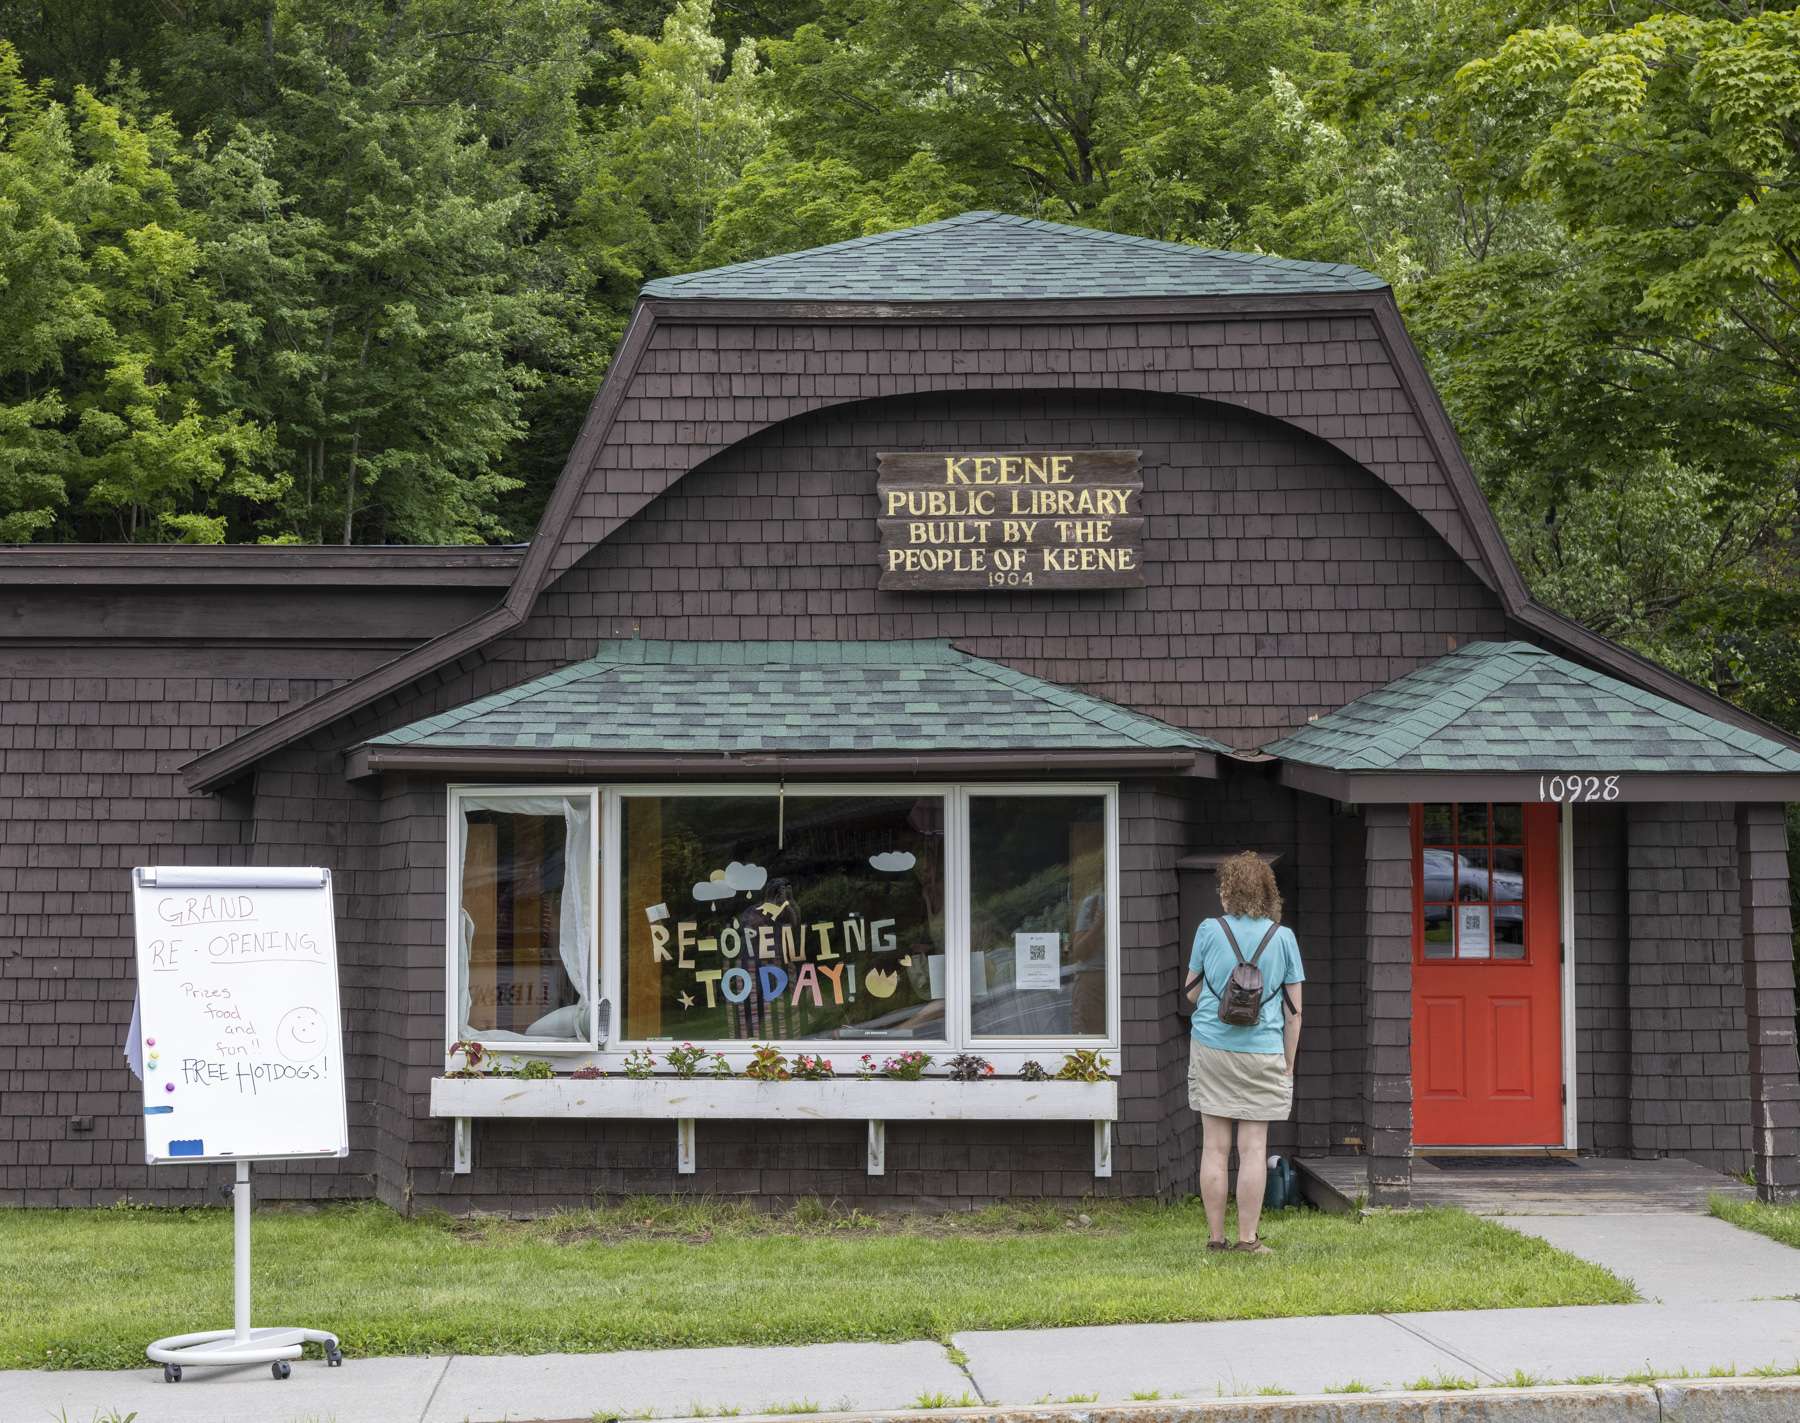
<box><xmin>6</xmin><ymin>1298</ymin><xmax>1797</xmax><ymax>1423</ymax></box>
<box><xmin>7</xmin><ymin>1211</ymin><xmax>1800</xmax><ymax>1423</ymax></box>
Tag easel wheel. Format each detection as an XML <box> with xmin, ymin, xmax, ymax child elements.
<box><xmin>272</xmin><ymin>1359</ymin><xmax>291</xmax><ymax>1379</ymax></box>
<box><xmin>326</xmin><ymin>1345</ymin><xmax>343</xmax><ymax>1366</ymax></box>
<box><xmin>162</xmin><ymin>1363</ymin><xmax>182</xmax><ymax>1383</ymax></box>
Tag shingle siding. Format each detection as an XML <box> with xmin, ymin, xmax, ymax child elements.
<box><xmin>0</xmin><ymin>671</ymin><xmax>359</xmax><ymax>1205</ymax></box>
<box><xmin>511</xmin><ymin>386</ymin><xmax>1508</xmax><ymax>752</ymax></box>
<box><xmin>1626</xmin><ymin>802</ymin><xmax>1751</xmax><ymax>1174</ymax></box>
<box><xmin>1576</xmin><ymin>803</ymin><xmax>1631</xmax><ymax>1156</ymax></box>
<box><xmin>543</xmin><ymin>314</ymin><xmax>1493</xmax><ymax>588</ymax></box>
<box><xmin>1737</xmin><ymin>802</ymin><xmax>1800</xmax><ymax>1200</ymax></box>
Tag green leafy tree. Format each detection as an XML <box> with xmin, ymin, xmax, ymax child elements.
<box><xmin>765</xmin><ymin>0</ymin><xmax>1348</xmax><ymax>245</ymax></box>
<box><xmin>0</xmin><ymin>44</ymin><xmax>272</xmax><ymax>542</ymax></box>
<box><xmin>156</xmin><ymin>3</ymin><xmax>598</xmax><ymax>543</ymax></box>
<box><xmin>571</xmin><ymin>0</ymin><xmax>770</xmax><ymax>287</ymax></box>
<box><xmin>1401</xmin><ymin>4</ymin><xmax>1800</xmax><ymax>728</ymax></box>
<box><xmin>700</xmin><ymin>145</ymin><xmax>973</xmax><ymax>263</ymax></box>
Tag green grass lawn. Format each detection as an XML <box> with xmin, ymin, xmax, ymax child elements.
<box><xmin>0</xmin><ymin>1198</ymin><xmax>1632</xmax><ymax>1371</ymax></box>
<box><xmin>1711</xmin><ymin>1194</ymin><xmax>1800</xmax><ymax>1248</ymax></box>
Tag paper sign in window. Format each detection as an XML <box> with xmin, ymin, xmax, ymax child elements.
<box><xmin>1457</xmin><ymin>904</ymin><xmax>1492</xmax><ymax>959</ymax></box>
<box><xmin>1014</xmin><ymin>931</ymin><xmax>1062</xmax><ymax>990</ymax></box>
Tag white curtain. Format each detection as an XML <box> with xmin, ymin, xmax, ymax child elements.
<box><xmin>457</xmin><ymin>793</ymin><xmax>594</xmax><ymax>1042</ymax></box>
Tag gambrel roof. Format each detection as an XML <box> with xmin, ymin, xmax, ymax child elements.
<box><xmin>175</xmin><ymin>211</ymin><xmax>1800</xmax><ymax>792</ymax></box>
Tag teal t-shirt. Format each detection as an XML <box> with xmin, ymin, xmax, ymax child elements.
<box><xmin>1187</xmin><ymin>915</ymin><xmax>1304</xmax><ymax>1054</ymax></box>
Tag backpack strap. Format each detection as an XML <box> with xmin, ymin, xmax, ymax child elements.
<box><xmin>1246</xmin><ymin>921</ymin><xmax>1281</xmax><ymax>968</ymax></box>
<box><xmin>1193</xmin><ymin>918</ymin><xmax>1237</xmax><ymax>1003</ymax></box>
<box><xmin>1215</xmin><ymin>916</ymin><xmax>1244</xmax><ymax>963</ymax></box>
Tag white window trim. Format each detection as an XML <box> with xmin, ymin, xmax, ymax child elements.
<box><xmin>445</xmin><ymin>785</ymin><xmax>602</xmax><ymax>1056</ymax></box>
<box><xmin>444</xmin><ymin>782</ymin><xmax>1121</xmax><ymax>1075</ymax></box>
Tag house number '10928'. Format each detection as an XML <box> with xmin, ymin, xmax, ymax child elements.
<box><xmin>1538</xmin><ymin>774</ymin><xmax>1621</xmax><ymax>803</ymax></box>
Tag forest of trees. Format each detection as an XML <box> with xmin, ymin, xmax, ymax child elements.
<box><xmin>0</xmin><ymin>0</ymin><xmax>1795</xmax><ymax>736</ymax></box>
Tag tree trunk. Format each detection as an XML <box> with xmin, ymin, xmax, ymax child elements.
<box><xmin>340</xmin><ymin>323</ymin><xmax>373</xmax><ymax>545</ymax></box>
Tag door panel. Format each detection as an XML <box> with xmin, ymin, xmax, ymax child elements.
<box><xmin>1420</xmin><ymin>998</ymin><xmax>1466</xmax><ymax>1099</ymax></box>
<box><xmin>1489</xmin><ymin>998</ymin><xmax>1532</xmax><ymax>1098</ymax></box>
<box><xmin>1412</xmin><ymin>803</ymin><xmax>1562</xmax><ymax>1145</ymax></box>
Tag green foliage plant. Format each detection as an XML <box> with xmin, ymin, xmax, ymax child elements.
<box><xmin>1056</xmin><ymin>1050</ymin><xmax>1111</xmax><ymax>1082</ymax></box>
<box><xmin>744</xmin><ymin>1044</ymin><xmax>790</xmax><ymax>1081</ymax></box>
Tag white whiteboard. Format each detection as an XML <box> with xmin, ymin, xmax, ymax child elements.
<box><xmin>132</xmin><ymin>866</ymin><xmax>349</xmax><ymax>1165</ymax></box>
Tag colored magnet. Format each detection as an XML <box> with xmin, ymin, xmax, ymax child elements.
<box><xmin>163</xmin><ymin>1081</ymin><xmax>175</xmax><ymax>1093</ymax></box>
<box><xmin>168</xmin><ymin>1139</ymin><xmax>204</xmax><ymax>1157</ymax></box>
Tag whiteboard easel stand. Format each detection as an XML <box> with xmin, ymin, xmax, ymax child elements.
<box><xmin>147</xmin><ymin>1161</ymin><xmax>342</xmax><ymax>1381</ymax></box>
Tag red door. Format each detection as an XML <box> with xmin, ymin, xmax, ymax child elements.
<box><xmin>1411</xmin><ymin>802</ymin><xmax>1562</xmax><ymax>1146</ymax></box>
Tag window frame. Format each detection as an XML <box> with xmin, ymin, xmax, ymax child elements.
<box><xmin>444</xmin><ymin>784</ymin><xmax>603</xmax><ymax>1054</ymax></box>
<box><xmin>960</xmin><ymin>784</ymin><xmax>1121</xmax><ymax>1055</ymax></box>
<box><xmin>1412</xmin><ymin>801</ymin><xmax>1534</xmax><ymax>967</ymax></box>
<box><xmin>443</xmin><ymin>782</ymin><xmax>1121</xmax><ymax>1074</ymax></box>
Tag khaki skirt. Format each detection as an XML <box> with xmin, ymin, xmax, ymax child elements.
<box><xmin>1188</xmin><ymin>1039</ymin><xmax>1292</xmax><ymax>1121</ymax></box>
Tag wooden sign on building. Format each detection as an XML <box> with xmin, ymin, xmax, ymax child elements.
<box><xmin>876</xmin><ymin>450</ymin><xmax>1145</xmax><ymax>591</ymax></box>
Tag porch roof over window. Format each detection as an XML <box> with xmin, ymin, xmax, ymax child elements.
<box><xmin>1263</xmin><ymin>642</ymin><xmax>1800</xmax><ymax>802</ymax></box>
<box><xmin>346</xmin><ymin>639</ymin><xmax>1223</xmax><ymax>780</ymax></box>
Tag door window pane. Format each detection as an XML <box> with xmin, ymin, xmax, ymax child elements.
<box><xmin>458</xmin><ymin>795</ymin><xmax>593</xmax><ymax>1042</ymax></box>
<box><xmin>1495</xmin><ymin>906</ymin><xmax>1526</xmax><ymax>959</ymax></box>
<box><xmin>1456</xmin><ymin>903</ymin><xmax>1492</xmax><ymax>958</ymax></box>
<box><xmin>1492</xmin><ymin>847</ymin><xmax>1526</xmax><ymax>902</ymax></box>
<box><xmin>1493</xmin><ymin>804</ymin><xmax>1524</xmax><ymax>842</ymax></box>
<box><xmin>1456</xmin><ymin>849</ymin><xmax>1490</xmax><ymax>902</ymax></box>
<box><xmin>1457</xmin><ymin>803</ymin><xmax>1491</xmax><ymax>843</ymax></box>
<box><xmin>620</xmin><ymin>795</ymin><xmax>946</xmax><ymax>1042</ymax></box>
<box><xmin>968</xmin><ymin>794</ymin><xmax>1109</xmax><ymax>1038</ymax></box>
<box><xmin>1423</xmin><ymin>907</ymin><xmax>1453</xmax><ymax>958</ymax></box>
<box><xmin>1421</xmin><ymin>803</ymin><xmax>1453</xmax><ymax>844</ymax></box>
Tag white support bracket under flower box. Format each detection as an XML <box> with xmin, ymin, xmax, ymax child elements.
<box><xmin>430</xmin><ymin>1076</ymin><xmax>1119</xmax><ymax>1179</ymax></box>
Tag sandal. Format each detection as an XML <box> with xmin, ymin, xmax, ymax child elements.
<box><xmin>1206</xmin><ymin>1239</ymin><xmax>1230</xmax><ymax>1252</ymax></box>
<box><xmin>1233</xmin><ymin>1238</ymin><xmax>1273</xmax><ymax>1255</ymax></box>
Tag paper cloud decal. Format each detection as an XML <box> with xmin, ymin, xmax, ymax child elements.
<box><xmin>722</xmin><ymin>861</ymin><xmax>768</xmax><ymax>892</ymax></box>
<box><xmin>868</xmin><ymin>851</ymin><xmax>916</xmax><ymax>873</ymax></box>
<box><xmin>692</xmin><ymin>861</ymin><xmax>769</xmax><ymax>903</ymax></box>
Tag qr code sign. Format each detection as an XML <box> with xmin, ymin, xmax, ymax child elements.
<box><xmin>1028</xmin><ymin>944</ymin><xmax>1047</xmax><ymax>962</ymax></box>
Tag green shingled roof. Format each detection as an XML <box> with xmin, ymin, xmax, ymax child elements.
<box><xmin>1263</xmin><ymin>642</ymin><xmax>1800</xmax><ymax>775</ymax></box>
<box><xmin>371</xmin><ymin>640</ymin><xmax>1223</xmax><ymax>756</ymax></box>
<box><xmin>641</xmin><ymin>210</ymin><xmax>1387</xmax><ymax>302</ymax></box>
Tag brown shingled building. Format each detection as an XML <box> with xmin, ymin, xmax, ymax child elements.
<box><xmin>4</xmin><ymin>212</ymin><xmax>1796</xmax><ymax>1211</ymax></box>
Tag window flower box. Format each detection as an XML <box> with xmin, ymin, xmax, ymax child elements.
<box><xmin>429</xmin><ymin>1074</ymin><xmax>1120</xmax><ymax>1179</ymax></box>
<box><xmin>429</xmin><ymin>1074</ymin><xmax>1116</xmax><ymax>1122</ymax></box>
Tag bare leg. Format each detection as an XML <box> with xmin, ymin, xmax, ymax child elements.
<box><xmin>1234</xmin><ymin>1118</ymin><xmax>1270</xmax><ymax>1244</ymax></box>
<box><xmin>1199</xmin><ymin>1113</ymin><xmax>1233</xmax><ymax>1243</ymax></box>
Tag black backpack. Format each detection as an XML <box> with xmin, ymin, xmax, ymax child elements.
<box><xmin>1209</xmin><ymin>917</ymin><xmax>1280</xmax><ymax>1027</ymax></box>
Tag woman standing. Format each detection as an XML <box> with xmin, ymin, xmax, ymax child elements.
<box><xmin>1184</xmin><ymin>851</ymin><xmax>1304</xmax><ymax>1254</ymax></box>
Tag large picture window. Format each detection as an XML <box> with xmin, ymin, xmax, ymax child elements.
<box><xmin>969</xmin><ymin>794</ymin><xmax>1108</xmax><ymax>1038</ymax></box>
<box><xmin>445</xmin><ymin>784</ymin><xmax>1115</xmax><ymax>1063</ymax></box>
<box><xmin>620</xmin><ymin>793</ymin><xmax>946</xmax><ymax>1042</ymax></box>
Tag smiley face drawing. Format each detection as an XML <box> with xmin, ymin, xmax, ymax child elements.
<box><xmin>275</xmin><ymin>1006</ymin><xmax>325</xmax><ymax>1062</ymax></box>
